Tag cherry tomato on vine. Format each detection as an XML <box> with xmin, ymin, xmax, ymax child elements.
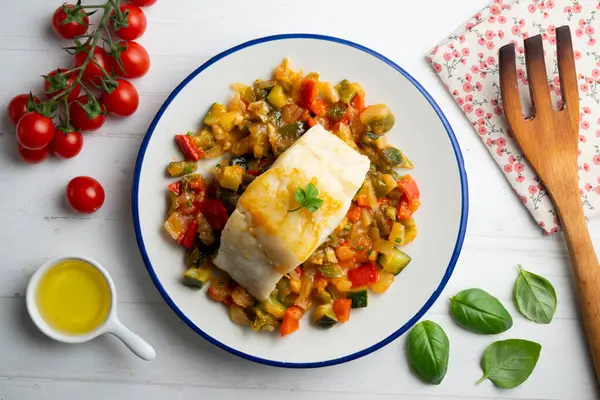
<box><xmin>69</xmin><ymin>96</ymin><xmax>106</xmax><ymax>132</ymax></box>
<box><xmin>74</xmin><ymin>46</ymin><xmax>111</xmax><ymax>85</ymax></box>
<box><xmin>113</xmin><ymin>41</ymin><xmax>150</xmax><ymax>79</ymax></box>
<box><xmin>53</xmin><ymin>129</ymin><xmax>83</xmax><ymax>159</ymax></box>
<box><xmin>44</xmin><ymin>68</ymin><xmax>80</xmax><ymax>103</ymax></box>
<box><xmin>101</xmin><ymin>78</ymin><xmax>139</xmax><ymax>117</ymax></box>
<box><xmin>7</xmin><ymin>94</ymin><xmax>39</xmax><ymax>125</ymax></box>
<box><xmin>17</xmin><ymin>143</ymin><xmax>48</xmax><ymax>164</ymax></box>
<box><xmin>130</xmin><ymin>0</ymin><xmax>157</xmax><ymax>6</ymax></box>
<box><xmin>66</xmin><ymin>176</ymin><xmax>105</xmax><ymax>214</ymax></box>
<box><xmin>51</xmin><ymin>4</ymin><xmax>89</xmax><ymax>39</ymax></box>
<box><xmin>16</xmin><ymin>112</ymin><xmax>55</xmax><ymax>150</ymax></box>
<box><xmin>111</xmin><ymin>4</ymin><xmax>147</xmax><ymax>40</ymax></box>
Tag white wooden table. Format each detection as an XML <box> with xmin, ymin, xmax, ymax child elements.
<box><xmin>1</xmin><ymin>0</ymin><xmax>598</xmax><ymax>398</ymax></box>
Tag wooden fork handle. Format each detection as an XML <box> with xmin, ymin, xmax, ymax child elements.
<box><xmin>557</xmin><ymin>195</ymin><xmax>600</xmax><ymax>380</ymax></box>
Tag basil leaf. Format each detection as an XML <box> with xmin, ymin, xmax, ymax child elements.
<box><xmin>294</xmin><ymin>187</ymin><xmax>306</xmax><ymax>204</ymax></box>
<box><xmin>450</xmin><ymin>288</ymin><xmax>513</xmax><ymax>334</ymax></box>
<box><xmin>477</xmin><ymin>339</ymin><xmax>541</xmax><ymax>389</ymax></box>
<box><xmin>513</xmin><ymin>265</ymin><xmax>557</xmax><ymax>324</ymax></box>
<box><xmin>406</xmin><ymin>320</ymin><xmax>449</xmax><ymax>385</ymax></box>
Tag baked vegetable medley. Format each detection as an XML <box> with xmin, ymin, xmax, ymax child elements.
<box><xmin>164</xmin><ymin>59</ymin><xmax>420</xmax><ymax>336</ymax></box>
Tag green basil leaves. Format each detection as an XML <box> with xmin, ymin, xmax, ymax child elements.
<box><xmin>407</xmin><ymin>320</ymin><xmax>450</xmax><ymax>385</ymax></box>
<box><xmin>450</xmin><ymin>288</ymin><xmax>513</xmax><ymax>334</ymax></box>
<box><xmin>513</xmin><ymin>265</ymin><xmax>557</xmax><ymax>324</ymax></box>
<box><xmin>477</xmin><ymin>339</ymin><xmax>542</xmax><ymax>389</ymax></box>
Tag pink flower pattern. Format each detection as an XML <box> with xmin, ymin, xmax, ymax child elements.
<box><xmin>428</xmin><ymin>0</ymin><xmax>600</xmax><ymax>234</ymax></box>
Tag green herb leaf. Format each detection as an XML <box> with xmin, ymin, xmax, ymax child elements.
<box><xmin>289</xmin><ymin>182</ymin><xmax>324</xmax><ymax>213</ymax></box>
<box><xmin>477</xmin><ymin>339</ymin><xmax>541</xmax><ymax>389</ymax></box>
<box><xmin>407</xmin><ymin>320</ymin><xmax>449</xmax><ymax>385</ymax></box>
<box><xmin>513</xmin><ymin>265</ymin><xmax>557</xmax><ymax>324</ymax></box>
<box><xmin>450</xmin><ymin>288</ymin><xmax>513</xmax><ymax>334</ymax></box>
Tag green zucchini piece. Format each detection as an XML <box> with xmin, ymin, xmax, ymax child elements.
<box><xmin>263</xmin><ymin>297</ymin><xmax>287</xmax><ymax>319</ymax></box>
<box><xmin>183</xmin><ymin>267</ymin><xmax>211</xmax><ymax>288</ymax></box>
<box><xmin>378</xmin><ymin>248</ymin><xmax>411</xmax><ymax>275</ymax></box>
<box><xmin>313</xmin><ymin>304</ymin><xmax>338</xmax><ymax>328</ymax></box>
<box><xmin>347</xmin><ymin>289</ymin><xmax>368</xmax><ymax>308</ymax></box>
<box><xmin>203</xmin><ymin>103</ymin><xmax>227</xmax><ymax>125</ymax></box>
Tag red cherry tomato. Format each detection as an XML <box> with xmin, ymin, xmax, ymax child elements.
<box><xmin>44</xmin><ymin>69</ymin><xmax>80</xmax><ymax>103</ymax></box>
<box><xmin>51</xmin><ymin>4</ymin><xmax>89</xmax><ymax>39</ymax></box>
<box><xmin>16</xmin><ymin>112</ymin><xmax>55</xmax><ymax>150</ymax></box>
<box><xmin>113</xmin><ymin>41</ymin><xmax>150</xmax><ymax>79</ymax></box>
<box><xmin>53</xmin><ymin>129</ymin><xmax>83</xmax><ymax>159</ymax></box>
<box><xmin>74</xmin><ymin>46</ymin><xmax>111</xmax><ymax>85</ymax></box>
<box><xmin>347</xmin><ymin>263</ymin><xmax>379</xmax><ymax>288</ymax></box>
<box><xmin>130</xmin><ymin>0</ymin><xmax>157</xmax><ymax>6</ymax></box>
<box><xmin>17</xmin><ymin>143</ymin><xmax>48</xmax><ymax>164</ymax></box>
<box><xmin>7</xmin><ymin>94</ymin><xmax>39</xmax><ymax>125</ymax></box>
<box><xmin>66</xmin><ymin>176</ymin><xmax>105</xmax><ymax>214</ymax></box>
<box><xmin>111</xmin><ymin>4</ymin><xmax>147</xmax><ymax>40</ymax></box>
<box><xmin>69</xmin><ymin>96</ymin><xmax>106</xmax><ymax>132</ymax></box>
<box><xmin>101</xmin><ymin>78</ymin><xmax>139</xmax><ymax>117</ymax></box>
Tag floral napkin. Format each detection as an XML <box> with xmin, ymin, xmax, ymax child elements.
<box><xmin>427</xmin><ymin>0</ymin><xmax>600</xmax><ymax>234</ymax></box>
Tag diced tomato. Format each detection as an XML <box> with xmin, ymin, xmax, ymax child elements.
<box><xmin>355</xmin><ymin>194</ymin><xmax>370</xmax><ymax>208</ymax></box>
<box><xmin>398</xmin><ymin>175</ymin><xmax>421</xmax><ymax>214</ymax></box>
<box><xmin>313</xmin><ymin>271</ymin><xmax>328</xmax><ymax>291</ymax></box>
<box><xmin>309</xmin><ymin>99</ymin><xmax>328</xmax><ymax>116</ymax></box>
<box><xmin>201</xmin><ymin>199</ymin><xmax>229</xmax><ymax>231</ymax></box>
<box><xmin>347</xmin><ymin>263</ymin><xmax>379</xmax><ymax>288</ymax></box>
<box><xmin>294</xmin><ymin>266</ymin><xmax>303</xmax><ymax>277</ymax></box>
<box><xmin>180</xmin><ymin>220</ymin><xmax>198</xmax><ymax>249</ymax></box>
<box><xmin>208</xmin><ymin>282</ymin><xmax>231</xmax><ymax>302</ymax></box>
<box><xmin>306</xmin><ymin>117</ymin><xmax>317</xmax><ymax>127</ymax></box>
<box><xmin>168</xmin><ymin>181</ymin><xmax>181</xmax><ymax>195</ymax></box>
<box><xmin>299</xmin><ymin>79</ymin><xmax>318</xmax><ymax>109</ymax></box>
<box><xmin>347</xmin><ymin>205</ymin><xmax>362</xmax><ymax>222</ymax></box>
<box><xmin>175</xmin><ymin>134</ymin><xmax>204</xmax><ymax>161</ymax></box>
<box><xmin>351</xmin><ymin>92</ymin><xmax>365</xmax><ymax>113</ymax></box>
<box><xmin>189</xmin><ymin>179</ymin><xmax>205</xmax><ymax>192</ymax></box>
<box><xmin>333</xmin><ymin>299</ymin><xmax>352</xmax><ymax>323</ymax></box>
<box><xmin>339</xmin><ymin>114</ymin><xmax>350</xmax><ymax>125</ymax></box>
<box><xmin>281</xmin><ymin>306</ymin><xmax>303</xmax><ymax>337</ymax></box>
<box><xmin>246</xmin><ymin>169</ymin><xmax>260</xmax><ymax>176</ymax></box>
<box><xmin>397</xmin><ymin>196</ymin><xmax>411</xmax><ymax>220</ymax></box>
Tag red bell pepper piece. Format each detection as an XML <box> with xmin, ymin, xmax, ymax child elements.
<box><xmin>397</xmin><ymin>175</ymin><xmax>421</xmax><ymax>215</ymax></box>
<box><xmin>397</xmin><ymin>196</ymin><xmax>411</xmax><ymax>220</ymax></box>
<box><xmin>333</xmin><ymin>299</ymin><xmax>352</xmax><ymax>323</ymax></box>
<box><xmin>201</xmin><ymin>199</ymin><xmax>229</xmax><ymax>231</ymax></box>
<box><xmin>294</xmin><ymin>266</ymin><xmax>303</xmax><ymax>277</ymax></box>
<box><xmin>246</xmin><ymin>169</ymin><xmax>260</xmax><ymax>176</ymax></box>
<box><xmin>280</xmin><ymin>306</ymin><xmax>303</xmax><ymax>337</ymax></box>
<box><xmin>168</xmin><ymin>181</ymin><xmax>181</xmax><ymax>195</ymax></box>
<box><xmin>306</xmin><ymin>117</ymin><xmax>317</xmax><ymax>127</ymax></box>
<box><xmin>347</xmin><ymin>205</ymin><xmax>362</xmax><ymax>223</ymax></box>
<box><xmin>351</xmin><ymin>92</ymin><xmax>365</xmax><ymax>113</ymax></box>
<box><xmin>347</xmin><ymin>263</ymin><xmax>379</xmax><ymax>288</ymax></box>
<box><xmin>299</xmin><ymin>79</ymin><xmax>318</xmax><ymax>109</ymax></box>
<box><xmin>180</xmin><ymin>219</ymin><xmax>198</xmax><ymax>249</ymax></box>
<box><xmin>189</xmin><ymin>178</ymin><xmax>205</xmax><ymax>192</ymax></box>
<box><xmin>175</xmin><ymin>134</ymin><xmax>204</xmax><ymax>161</ymax></box>
<box><xmin>309</xmin><ymin>99</ymin><xmax>328</xmax><ymax>116</ymax></box>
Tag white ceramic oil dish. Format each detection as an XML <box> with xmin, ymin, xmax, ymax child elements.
<box><xmin>132</xmin><ymin>34</ymin><xmax>468</xmax><ymax>367</ymax></box>
<box><xmin>26</xmin><ymin>255</ymin><xmax>156</xmax><ymax>361</ymax></box>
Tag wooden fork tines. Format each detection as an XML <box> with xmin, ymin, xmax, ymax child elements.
<box><xmin>500</xmin><ymin>26</ymin><xmax>600</xmax><ymax>382</ymax></box>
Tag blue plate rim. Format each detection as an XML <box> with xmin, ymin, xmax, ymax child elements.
<box><xmin>132</xmin><ymin>33</ymin><xmax>469</xmax><ymax>369</ymax></box>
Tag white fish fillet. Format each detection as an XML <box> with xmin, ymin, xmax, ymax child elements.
<box><xmin>213</xmin><ymin>125</ymin><xmax>370</xmax><ymax>300</ymax></box>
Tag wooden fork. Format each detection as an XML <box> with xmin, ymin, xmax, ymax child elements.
<box><xmin>499</xmin><ymin>26</ymin><xmax>600</xmax><ymax>381</ymax></box>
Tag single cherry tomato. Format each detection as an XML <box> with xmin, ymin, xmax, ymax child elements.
<box><xmin>51</xmin><ymin>4</ymin><xmax>89</xmax><ymax>39</ymax></box>
<box><xmin>69</xmin><ymin>96</ymin><xmax>106</xmax><ymax>132</ymax></box>
<box><xmin>111</xmin><ymin>4</ymin><xmax>147</xmax><ymax>40</ymax></box>
<box><xmin>7</xmin><ymin>94</ymin><xmax>39</xmax><ymax>125</ymax></box>
<box><xmin>17</xmin><ymin>143</ymin><xmax>48</xmax><ymax>164</ymax></box>
<box><xmin>43</xmin><ymin>69</ymin><xmax>80</xmax><ymax>103</ymax></box>
<box><xmin>347</xmin><ymin>263</ymin><xmax>379</xmax><ymax>288</ymax></box>
<box><xmin>16</xmin><ymin>112</ymin><xmax>55</xmax><ymax>150</ymax></box>
<box><xmin>74</xmin><ymin>46</ymin><xmax>111</xmax><ymax>85</ymax></box>
<box><xmin>66</xmin><ymin>176</ymin><xmax>105</xmax><ymax>214</ymax></box>
<box><xmin>130</xmin><ymin>0</ymin><xmax>157</xmax><ymax>6</ymax></box>
<box><xmin>53</xmin><ymin>129</ymin><xmax>83</xmax><ymax>159</ymax></box>
<box><xmin>101</xmin><ymin>78</ymin><xmax>139</xmax><ymax>117</ymax></box>
<box><xmin>113</xmin><ymin>41</ymin><xmax>150</xmax><ymax>79</ymax></box>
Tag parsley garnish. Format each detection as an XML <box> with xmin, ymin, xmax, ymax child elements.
<box><xmin>288</xmin><ymin>182</ymin><xmax>324</xmax><ymax>213</ymax></box>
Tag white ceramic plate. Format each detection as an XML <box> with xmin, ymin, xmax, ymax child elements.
<box><xmin>133</xmin><ymin>34</ymin><xmax>468</xmax><ymax>368</ymax></box>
